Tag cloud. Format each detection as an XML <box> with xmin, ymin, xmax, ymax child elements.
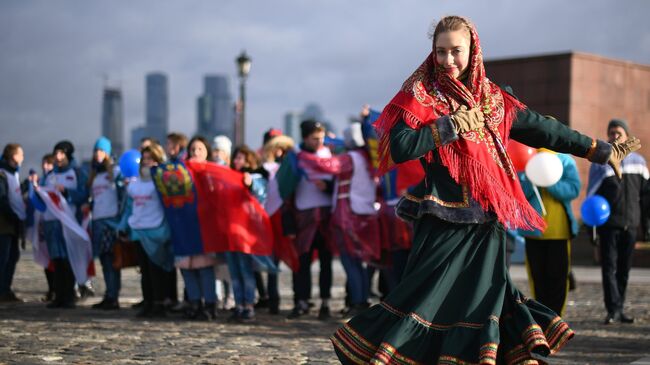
<box><xmin>1</xmin><ymin>0</ymin><xmax>649</xmax><ymax>172</ymax></box>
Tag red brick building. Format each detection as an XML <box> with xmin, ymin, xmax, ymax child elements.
<box><xmin>486</xmin><ymin>52</ymin><xmax>650</xmax><ymax>265</ymax></box>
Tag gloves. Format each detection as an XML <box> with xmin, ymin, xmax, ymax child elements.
<box><xmin>608</xmin><ymin>136</ymin><xmax>641</xmax><ymax>179</ymax></box>
<box><xmin>450</xmin><ymin>105</ymin><xmax>485</xmax><ymax>134</ymax></box>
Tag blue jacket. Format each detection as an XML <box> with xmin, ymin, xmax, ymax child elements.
<box><xmin>518</xmin><ymin>153</ymin><xmax>581</xmax><ymax>238</ymax></box>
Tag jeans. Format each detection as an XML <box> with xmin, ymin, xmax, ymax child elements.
<box><xmin>339</xmin><ymin>253</ymin><xmax>368</xmax><ymax>306</ymax></box>
<box><xmin>226</xmin><ymin>252</ymin><xmax>256</xmax><ymax>305</ymax></box>
<box><xmin>92</xmin><ymin>219</ymin><xmax>121</xmax><ymax>300</ymax></box>
<box><xmin>0</xmin><ymin>234</ymin><xmax>19</xmax><ymax>295</ymax></box>
<box><xmin>43</xmin><ymin>221</ymin><xmax>67</xmax><ymax>259</ymax></box>
<box><xmin>99</xmin><ymin>252</ymin><xmax>121</xmax><ymax>300</ymax></box>
<box><xmin>254</xmin><ymin>258</ymin><xmax>280</xmax><ymax>303</ymax></box>
<box><xmin>181</xmin><ymin>267</ymin><xmax>216</xmax><ymax>303</ymax></box>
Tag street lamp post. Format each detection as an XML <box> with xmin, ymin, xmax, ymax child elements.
<box><xmin>235</xmin><ymin>50</ymin><xmax>252</xmax><ymax>146</ymax></box>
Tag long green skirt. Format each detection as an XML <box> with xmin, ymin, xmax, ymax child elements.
<box><xmin>332</xmin><ymin>215</ymin><xmax>573</xmax><ymax>365</ymax></box>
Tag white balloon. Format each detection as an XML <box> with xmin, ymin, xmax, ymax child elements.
<box><xmin>525</xmin><ymin>152</ymin><xmax>563</xmax><ymax>187</ymax></box>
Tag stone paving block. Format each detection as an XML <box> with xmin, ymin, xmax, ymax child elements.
<box><xmin>1</xmin><ymin>253</ymin><xmax>649</xmax><ymax>364</ymax></box>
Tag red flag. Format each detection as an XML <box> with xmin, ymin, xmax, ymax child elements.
<box><xmin>186</xmin><ymin>160</ymin><xmax>274</xmax><ymax>256</ymax></box>
<box><xmin>269</xmin><ymin>211</ymin><xmax>299</xmax><ymax>272</ymax></box>
<box><xmin>395</xmin><ymin>159</ymin><xmax>424</xmax><ymax>195</ymax></box>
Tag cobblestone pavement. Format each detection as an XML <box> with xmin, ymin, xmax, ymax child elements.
<box><xmin>1</xmin><ymin>253</ymin><xmax>648</xmax><ymax>364</ymax></box>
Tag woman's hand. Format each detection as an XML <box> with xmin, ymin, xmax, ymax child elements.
<box><xmin>451</xmin><ymin>105</ymin><xmax>485</xmax><ymax>134</ymax></box>
<box><xmin>608</xmin><ymin>136</ymin><xmax>641</xmax><ymax>179</ymax></box>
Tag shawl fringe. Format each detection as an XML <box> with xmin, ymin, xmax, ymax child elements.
<box><xmin>439</xmin><ymin>145</ymin><xmax>546</xmax><ymax>231</ymax></box>
<box><xmin>375</xmin><ymin>104</ymin><xmax>431</xmax><ymax>176</ymax></box>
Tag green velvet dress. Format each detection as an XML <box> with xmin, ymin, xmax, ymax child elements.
<box><xmin>332</xmin><ymin>108</ymin><xmax>612</xmax><ymax>365</ymax></box>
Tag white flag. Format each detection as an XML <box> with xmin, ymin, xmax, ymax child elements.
<box><xmin>27</xmin><ymin>211</ymin><xmax>50</xmax><ymax>268</ymax></box>
<box><xmin>35</xmin><ymin>187</ymin><xmax>92</xmax><ymax>284</ymax></box>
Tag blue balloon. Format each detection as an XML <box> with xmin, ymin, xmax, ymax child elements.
<box><xmin>118</xmin><ymin>149</ymin><xmax>141</xmax><ymax>178</ymax></box>
<box><xmin>581</xmin><ymin>195</ymin><xmax>611</xmax><ymax>227</ymax></box>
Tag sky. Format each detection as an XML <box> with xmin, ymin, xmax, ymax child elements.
<box><xmin>1</xmin><ymin>0</ymin><xmax>650</xmax><ymax>173</ymax></box>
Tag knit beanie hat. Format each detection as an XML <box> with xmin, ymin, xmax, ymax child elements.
<box><xmin>608</xmin><ymin>119</ymin><xmax>630</xmax><ymax>136</ymax></box>
<box><xmin>94</xmin><ymin>136</ymin><xmax>112</xmax><ymax>156</ymax></box>
<box><xmin>212</xmin><ymin>135</ymin><xmax>233</xmax><ymax>158</ymax></box>
<box><xmin>53</xmin><ymin>140</ymin><xmax>75</xmax><ymax>161</ymax></box>
<box><xmin>300</xmin><ymin>120</ymin><xmax>324</xmax><ymax>139</ymax></box>
<box><xmin>343</xmin><ymin>122</ymin><xmax>365</xmax><ymax>149</ymax></box>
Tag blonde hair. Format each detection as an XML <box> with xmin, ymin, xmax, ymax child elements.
<box><xmin>141</xmin><ymin>144</ymin><xmax>165</xmax><ymax>166</ymax></box>
<box><xmin>261</xmin><ymin>135</ymin><xmax>294</xmax><ymax>163</ymax></box>
<box><xmin>428</xmin><ymin>16</ymin><xmax>472</xmax><ymax>43</ymax></box>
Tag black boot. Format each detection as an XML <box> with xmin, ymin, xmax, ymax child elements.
<box><xmin>92</xmin><ymin>297</ymin><xmax>108</xmax><ymax>309</ymax></box>
<box><xmin>204</xmin><ymin>302</ymin><xmax>217</xmax><ymax>320</ymax></box>
<box><xmin>47</xmin><ymin>259</ymin><xmax>65</xmax><ymax>309</ymax></box>
<box><xmin>195</xmin><ymin>302</ymin><xmax>211</xmax><ymax>321</ymax></box>
<box><xmin>269</xmin><ymin>299</ymin><xmax>280</xmax><ymax>315</ymax></box>
<box><xmin>149</xmin><ymin>302</ymin><xmax>167</xmax><ymax>318</ymax></box>
<box><xmin>184</xmin><ymin>300</ymin><xmax>201</xmax><ymax>320</ymax></box>
<box><xmin>102</xmin><ymin>297</ymin><xmax>120</xmax><ymax>310</ymax></box>
<box><xmin>43</xmin><ymin>269</ymin><xmax>55</xmax><ymax>302</ymax></box>
<box><xmin>317</xmin><ymin>305</ymin><xmax>330</xmax><ymax>320</ymax></box>
<box><xmin>61</xmin><ymin>261</ymin><xmax>76</xmax><ymax>308</ymax></box>
<box><xmin>136</xmin><ymin>302</ymin><xmax>153</xmax><ymax>318</ymax></box>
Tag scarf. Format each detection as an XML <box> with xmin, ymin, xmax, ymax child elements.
<box><xmin>374</xmin><ymin>25</ymin><xmax>544</xmax><ymax>231</ymax></box>
<box><xmin>0</xmin><ymin>161</ymin><xmax>26</xmax><ymax>221</ymax></box>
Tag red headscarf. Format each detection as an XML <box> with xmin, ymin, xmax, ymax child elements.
<box><xmin>374</xmin><ymin>21</ymin><xmax>545</xmax><ymax>231</ymax></box>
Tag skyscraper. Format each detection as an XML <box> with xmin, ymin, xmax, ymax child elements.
<box><xmin>197</xmin><ymin>75</ymin><xmax>233</xmax><ymax>142</ymax></box>
<box><xmin>130</xmin><ymin>126</ymin><xmax>147</xmax><ymax>151</ymax></box>
<box><xmin>284</xmin><ymin>111</ymin><xmax>302</xmax><ymax>142</ymax></box>
<box><xmin>130</xmin><ymin>72</ymin><xmax>169</xmax><ymax>149</ymax></box>
<box><xmin>101</xmin><ymin>87</ymin><xmax>124</xmax><ymax>157</ymax></box>
<box><xmin>145</xmin><ymin>73</ymin><xmax>169</xmax><ymax>144</ymax></box>
<box><xmin>283</xmin><ymin>103</ymin><xmax>332</xmax><ymax>142</ymax></box>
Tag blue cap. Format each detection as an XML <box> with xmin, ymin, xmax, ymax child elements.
<box><xmin>94</xmin><ymin>136</ymin><xmax>112</xmax><ymax>156</ymax></box>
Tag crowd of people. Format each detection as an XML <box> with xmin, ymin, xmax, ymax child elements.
<box><xmin>1</xmin><ymin>14</ymin><xmax>648</xmax><ymax>365</ymax></box>
<box><xmin>0</xmin><ymin>113</ymin><xmax>421</xmax><ymax>324</ymax></box>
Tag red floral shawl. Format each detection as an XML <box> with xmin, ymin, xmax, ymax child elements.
<box><xmin>374</xmin><ymin>25</ymin><xmax>545</xmax><ymax>231</ymax></box>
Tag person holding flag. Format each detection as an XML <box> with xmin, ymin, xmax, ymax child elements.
<box><xmin>37</xmin><ymin>141</ymin><xmax>91</xmax><ymax>309</ymax></box>
<box><xmin>172</xmin><ymin>136</ymin><xmax>218</xmax><ymax>321</ymax></box>
<box><xmin>227</xmin><ymin>145</ymin><xmax>277</xmax><ymax>322</ymax></box>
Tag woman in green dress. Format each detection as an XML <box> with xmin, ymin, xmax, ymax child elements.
<box><xmin>331</xmin><ymin>15</ymin><xmax>640</xmax><ymax>365</ymax></box>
